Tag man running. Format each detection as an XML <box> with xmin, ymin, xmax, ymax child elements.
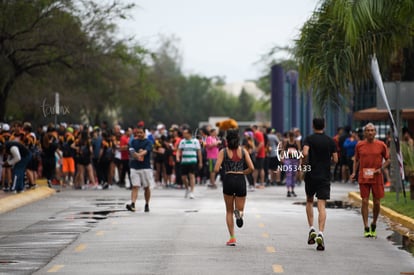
<box><xmin>303</xmin><ymin>118</ymin><xmax>338</xmax><ymax>251</ymax></box>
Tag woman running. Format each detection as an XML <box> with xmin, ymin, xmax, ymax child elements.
<box><xmin>215</xmin><ymin>129</ymin><xmax>254</xmax><ymax>246</ymax></box>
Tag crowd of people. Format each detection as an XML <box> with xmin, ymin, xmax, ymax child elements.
<box><xmin>0</xmin><ymin>120</ymin><xmax>304</xmax><ymax>195</ymax></box>
<box><xmin>1</xmin><ymin>119</ymin><xmax>403</xmax><ymax>195</ymax></box>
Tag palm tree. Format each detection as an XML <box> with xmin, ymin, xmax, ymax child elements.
<box><xmin>294</xmin><ymin>0</ymin><xmax>414</xmax><ymax>114</ymax></box>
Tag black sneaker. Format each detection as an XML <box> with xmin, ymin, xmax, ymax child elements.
<box><xmin>370</xmin><ymin>223</ymin><xmax>377</xmax><ymax>238</ymax></box>
<box><xmin>234</xmin><ymin>209</ymin><xmax>243</xmax><ymax>228</ymax></box>
<box><xmin>28</xmin><ymin>183</ymin><xmax>37</xmax><ymax>189</ymax></box>
<box><xmin>144</xmin><ymin>204</ymin><xmax>149</xmax><ymax>212</ymax></box>
<box><xmin>307</xmin><ymin>228</ymin><xmax>317</xmax><ymax>245</ymax></box>
<box><xmin>291</xmin><ymin>191</ymin><xmax>297</xmax><ymax>197</ymax></box>
<box><xmin>364</xmin><ymin>227</ymin><xmax>371</xmax><ymax>238</ymax></box>
<box><xmin>287</xmin><ymin>191</ymin><xmax>291</xmax><ymax>197</ymax></box>
<box><xmin>316</xmin><ymin>234</ymin><xmax>325</xmax><ymax>251</ymax></box>
<box><xmin>102</xmin><ymin>182</ymin><xmax>109</xmax><ymax>190</ymax></box>
<box><xmin>126</xmin><ymin>203</ymin><xmax>136</xmax><ymax>212</ymax></box>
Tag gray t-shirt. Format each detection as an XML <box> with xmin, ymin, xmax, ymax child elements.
<box><xmin>267</xmin><ymin>133</ymin><xmax>280</xmax><ymax>158</ymax></box>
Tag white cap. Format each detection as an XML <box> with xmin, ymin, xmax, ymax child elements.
<box><xmin>2</xmin><ymin>123</ymin><xmax>10</xmax><ymax>131</ymax></box>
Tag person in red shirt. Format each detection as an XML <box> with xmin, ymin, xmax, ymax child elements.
<box><xmin>252</xmin><ymin>125</ymin><xmax>265</xmax><ymax>188</ymax></box>
<box><xmin>119</xmin><ymin>128</ymin><xmax>131</xmax><ymax>189</ymax></box>
<box><xmin>332</xmin><ymin>127</ymin><xmax>344</xmax><ymax>181</ymax></box>
<box><xmin>171</xmin><ymin>127</ymin><xmax>183</xmax><ymax>186</ymax></box>
<box><xmin>351</xmin><ymin>123</ymin><xmax>390</xmax><ymax>238</ymax></box>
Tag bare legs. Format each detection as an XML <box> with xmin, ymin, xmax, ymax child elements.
<box><xmin>306</xmin><ymin>196</ymin><xmax>326</xmax><ymax>232</ymax></box>
<box><xmin>182</xmin><ymin>173</ymin><xmax>195</xmax><ymax>193</ymax></box>
<box><xmin>224</xmin><ymin>194</ymin><xmax>246</xmax><ymax>237</ymax></box>
<box><xmin>130</xmin><ymin>186</ymin><xmax>151</xmax><ymax>206</ymax></box>
<box><xmin>361</xmin><ymin>197</ymin><xmax>380</xmax><ymax>228</ymax></box>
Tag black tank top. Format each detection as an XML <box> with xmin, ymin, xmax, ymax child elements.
<box><xmin>222</xmin><ymin>147</ymin><xmax>245</xmax><ymax>173</ymax></box>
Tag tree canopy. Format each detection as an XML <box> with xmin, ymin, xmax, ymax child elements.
<box><xmin>1</xmin><ymin>1</ymin><xmax>263</xmax><ymax>129</ymax></box>
<box><xmin>294</xmin><ymin>0</ymin><xmax>414</xmax><ymax>115</ymax></box>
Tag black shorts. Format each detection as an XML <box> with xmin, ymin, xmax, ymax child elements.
<box><xmin>305</xmin><ymin>177</ymin><xmax>330</xmax><ymax>200</ymax></box>
<box><xmin>339</xmin><ymin>155</ymin><xmax>348</xmax><ymax>166</ymax></box>
<box><xmin>222</xmin><ymin>174</ymin><xmax>247</xmax><ymax>197</ymax></box>
<box><xmin>180</xmin><ymin>164</ymin><xmax>197</xmax><ymax>176</ymax></box>
<box><xmin>254</xmin><ymin>157</ymin><xmax>265</xmax><ymax>170</ymax></box>
<box><xmin>268</xmin><ymin>156</ymin><xmax>281</xmax><ymax>170</ymax></box>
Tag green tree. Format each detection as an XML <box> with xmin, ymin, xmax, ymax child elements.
<box><xmin>148</xmin><ymin>35</ymin><xmax>186</xmax><ymax>126</ymax></box>
<box><xmin>255</xmin><ymin>46</ymin><xmax>298</xmax><ymax>113</ymax></box>
<box><xmin>0</xmin><ymin>0</ymin><xmax>134</xmax><ymax>121</ymax></box>
<box><xmin>234</xmin><ymin>88</ymin><xmax>254</xmax><ymax>121</ymax></box>
<box><xmin>294</xmin><ymin>0</ymin><xmax>414</xmax><ymax>115</ymax></box>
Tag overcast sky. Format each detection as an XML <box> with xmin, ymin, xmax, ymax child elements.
<box><xmin>116</xmin><ymin>0</ymin><xmax>319</xmax><ymax>83</ymax></box>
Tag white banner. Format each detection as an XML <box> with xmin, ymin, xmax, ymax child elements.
<box><xmin>370</xmin><ymin>55</ymin><xmax>405</xmax><ymax>179</ymax></box>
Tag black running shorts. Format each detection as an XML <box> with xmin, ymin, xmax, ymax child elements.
<box><xmin>222</xmin><ymin>174</ymin><xmax>247</xmax><ymax>197</ymax></box>
<box><xmin>305</xmin><ymin>178</ymin><xmax>330</xmax><ymax>200</ymax></box>
<box><xmin>180</xmin><ymin>163</ymin><xmax>197</xmax><ymax>175</ymax></box>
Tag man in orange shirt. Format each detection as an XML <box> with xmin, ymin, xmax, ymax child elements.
<box><xmin>351</xmin><ymin>123</ymin><xmax>390</xmax><ymax>238</ymax></box>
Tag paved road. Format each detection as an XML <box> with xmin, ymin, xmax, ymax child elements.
<box><xmin>0</xmin><ymin>183</ymin><xmax>413</xmax><ymax>275</ymax></box>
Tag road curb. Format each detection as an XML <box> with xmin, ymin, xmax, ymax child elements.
<box><xmin>0</xmin><ymin>186</ymin><xmax>56</xmax><ymax>214</ymax></box>
<box><xmin>348</xmin><ymin>191</ymin><xmax>414</xmax><ymax>232</ymax></box>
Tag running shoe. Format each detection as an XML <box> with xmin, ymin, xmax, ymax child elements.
<box><xmin>234</xmin><ymin>209</ymin><xmax>243</xmax><ymax>228</ymax></box>
<box><xmin>370</xmin><ymin>224</ymin><xmax>377</xmax><ymax>238</ymax></box>
<box><xmin>316</xmin><ymin>234</ymin><xmax>325</xmax><ymax>251</ymax></box>
<box><xmin>226</xmin><ymin>237</ymin><xmax>236</xmax><ymax>246</ymax></box>
<box><xmin>126</xmin><ymin>203</ymin><xmax>136</xmax><ymax>212</ymax></box>
<box><xmin>144</xmin><ymin>204</ymin><xmax>149</xmax><ymax>212</ymax></box>
<box><xmin>307</xmin><ymin>228</ymin><xmax>317</xmax><ymax>245</ymax></box>
<box><xmin>364</xmin><ymin>227</ymin><xmax>371</xmax><ymax>238</ymax></box>
<box><xmin>184</xmin><ymin>188</ymin><xmax>190</xmax><ymax>198</ymax></box>
<box><xmin>189</xmin><ymin>192</ymin><xmax>194</xmax><ymax>199</ymax></box>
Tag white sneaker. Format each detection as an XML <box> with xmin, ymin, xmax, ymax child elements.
<box><xmin>184</xmin><ymin>189</ymin><xmax>190</xmax><ymax>198</ymax></box>
<box><xmin>92</xmin><ymin>184</ymin><xmax>102</xmax><ymax>190</ymax></box>
<box><xmin>189</xmin><ymin>192</ymin><xmax>195</xmax><ymax>199</ymax></box>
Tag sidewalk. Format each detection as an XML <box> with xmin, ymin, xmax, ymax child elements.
<box><xmin>0</xmin><ymin>179</ymin><xmax>55</xmax><ymax>214</ymax></box>
<box><xmin>0</xmin><ymin>180</ymin><xmax>413</xmax><ymax>235</ymax></box>
<box><xmin>349</xmin><ymin>190</ymin><xmax>414</xmax><ymax>232</ymax></box>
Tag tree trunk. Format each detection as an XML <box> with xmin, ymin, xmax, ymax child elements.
<box><xmin>0</xmin><ymin>80</ymin><xmax>13</xmax><ymax>121</ymax></box>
